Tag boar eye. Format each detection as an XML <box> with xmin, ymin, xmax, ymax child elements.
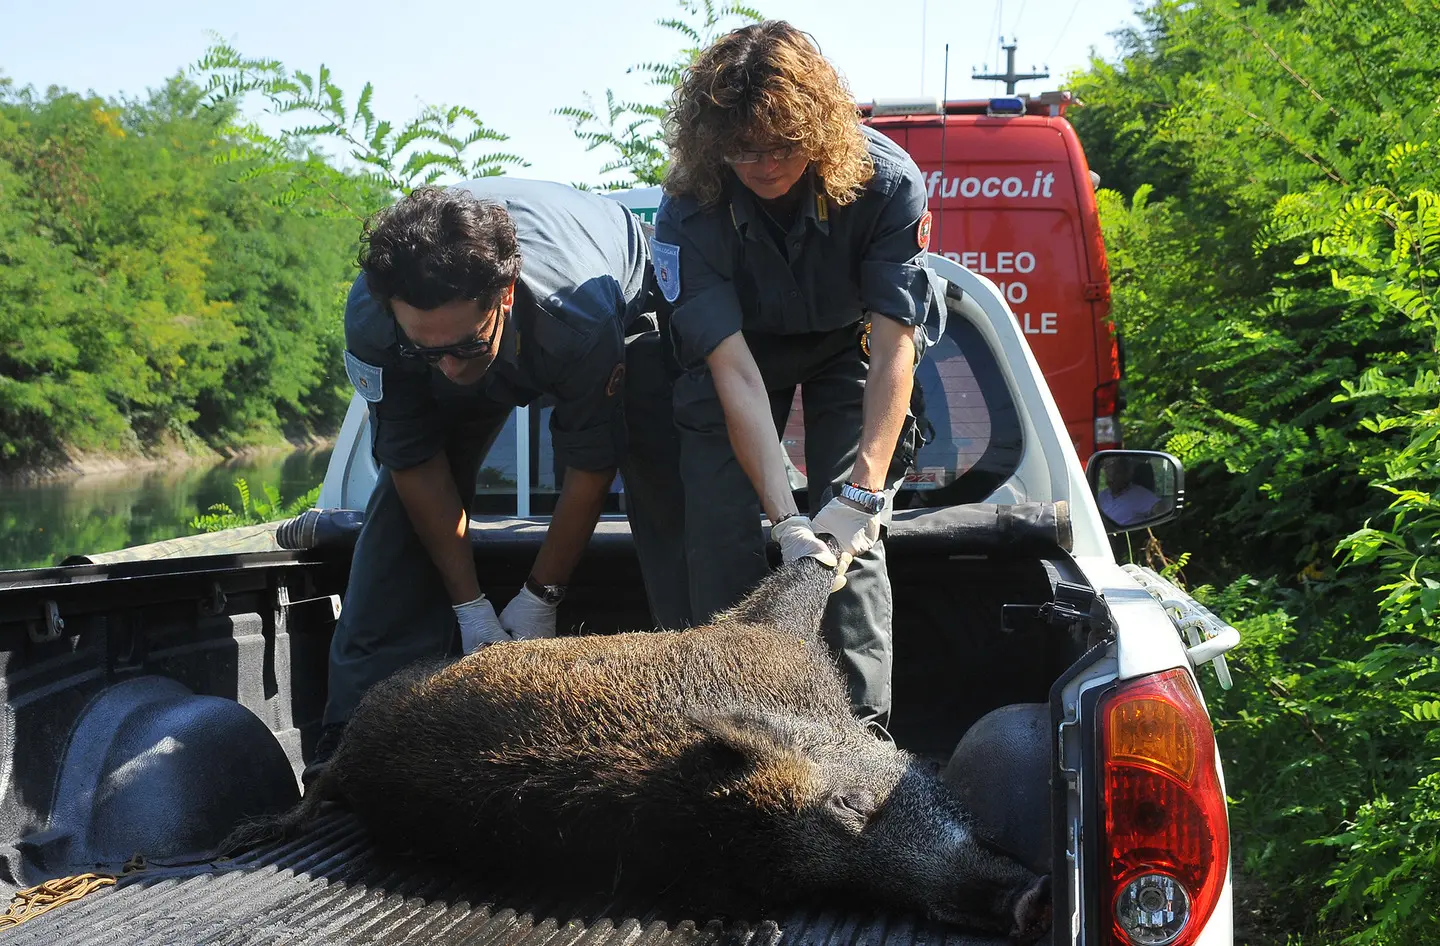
<box><xmin>828</xmin><ymin>789</ymin><xmax>877</xmax><ymax>822</ymax></box>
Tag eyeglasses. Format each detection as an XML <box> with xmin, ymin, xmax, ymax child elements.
<box><xmin>398</xmin><ymin>307</ymin><xmax>504</xmax><ymax>365</ymax></box>
<box><xmin>722</xmin><ymin>143</ymin><xmax>803</xmax><ymax>165</ymax></box>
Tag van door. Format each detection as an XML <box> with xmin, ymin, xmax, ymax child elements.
<box><xmin>872</xmin><ymin>115</ymin><xmax>1119</xmax><ymax>464</ymax></box>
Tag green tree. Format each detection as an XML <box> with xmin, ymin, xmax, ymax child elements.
<box><xmin>1068</xmin><ymin>0</ymin><xmax>1440</xmax><ymax>940</ymax></box>
<box><xmin>0</xmin><ymin>76</ymin><xmax>364</xmax><ymax>469</ymax></box>
<box><xmin>557</xmin><ymin>0</ymin><xmax>762</xmax><ymax>189</ymax></box>
<box><xmin>192</xmin><ymin>40</ymin><xmax>527</xmax><ymax>218</ymax></box>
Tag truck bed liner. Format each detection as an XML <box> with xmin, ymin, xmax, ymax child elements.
<box><xmin>8</xmin><ymin>813</ymin><xmax>1010</xmax><ymax>946</ymax></box>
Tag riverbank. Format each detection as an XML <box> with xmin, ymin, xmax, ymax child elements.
<box><xmin>1</xmin><ymin>433</ymin><xmax>336</xmax><ymax>486</ymax></box>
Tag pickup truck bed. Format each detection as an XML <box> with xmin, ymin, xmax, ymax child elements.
<box><xmin>8</xmin><ymin>808</ymin><xmax>1011</xmax><ymax>946</ymax></box>
<box><xmin>0</xmin><ymin>507</ymin><xmax>1085</xmax><ymax>945</ymax></box>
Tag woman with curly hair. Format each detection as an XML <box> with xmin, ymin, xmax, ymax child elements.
<box><xmin>652</xmin><ymin>20</ymin><xmax>942</xmax><ymax>729</ymax></box>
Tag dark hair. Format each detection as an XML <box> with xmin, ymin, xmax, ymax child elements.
<box><xmin>358</xmin><ymin>186</ymin><xmax>522</xmax><ymax>311</ymax></box>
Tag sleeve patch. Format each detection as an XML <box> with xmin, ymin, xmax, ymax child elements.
<box><xmin>605</xmin><ymin>362</ymin><xmax>626</xmax><ymax>397</ymax></box>
<box><xmin>652</xmin><ymin>240</ymin><xmax>681</xmax><ymax>303</ymax></box>
<box><xmin>917</xmin><ymin>210</ymin><xmax>933</xmax><ymax>251</ymax></box>
<box><xmin>344</xmin><ymin>351</ymin><xmax>384</xmax><ymax>403</ymax></box>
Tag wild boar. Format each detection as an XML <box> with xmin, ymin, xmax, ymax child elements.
<box><xmin>239</xmin><ymin>556</ymin><xmax>1050</xmax><ymax>942</ymax></box>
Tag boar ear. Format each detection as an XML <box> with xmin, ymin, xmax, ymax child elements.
<box><xmin>687</xmin><ymin>707</ymin><xmax>804</xmax><ymax>769</ymax></box>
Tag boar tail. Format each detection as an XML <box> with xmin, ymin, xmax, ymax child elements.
<box><xmin>216</xmin><ymin>768</ymin><xmax>338</xmax><ymax>858</ymax></box>
<box><xmin>718</xmin><ymin>554</ymin><xmax>837</xmax><ymax>640</ymax></box>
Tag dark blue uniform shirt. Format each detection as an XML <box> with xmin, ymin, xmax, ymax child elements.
<box><xmin>653</xmin><ymin>125</ymin><xmax>940</xmax><ymax>369</ymax></box>
<box><xmin>343</xmin><ymin>178</ymin><xmax>652</xmax><ymax>473</ymax></box>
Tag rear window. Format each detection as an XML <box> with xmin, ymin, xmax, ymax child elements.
<box><xmin>782</xmin><ymin>286</ymin><xmax>1023</xmax><ymax>508</ymax></box>
<box><xmin>467</xmin><ymin>288</ymin><xmax>1022</xmax><ymax>514</ymax></box>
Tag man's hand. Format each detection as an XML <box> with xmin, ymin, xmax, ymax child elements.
<box><xmin>813</xmin><ymin>496</ymin><xmax>882</xmax><ymax>558</ymax></box>
<box><xmin>454</xmin><ymin>594</ymin><xmax>509</xmax><ymax>653</ymax></box>
<box><xmin>772</xmin><ymin>516</ymin><xmax>849</xmax><ymax>592</ymax></box>
<box><xmin>500</xmin><ymin>586</ymin><xmax>558</xmax><ymax>640</ymax></box>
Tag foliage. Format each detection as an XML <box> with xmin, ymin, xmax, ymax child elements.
<box><xmin>192</xmin><ymin>39</ymin><xmax>527</xmax><ymax>218</ymax></box>
<box><xmin>557</xmin><ymin>0</ymin><xmax>762</xmax><ymax>189</ymax></box>
<box><xmin>190</xmin><ymin>476</ymin><xmax>320</xmax><ymax>533</ymax></box>
<box><xmin>0</xmin><ymin>77</ymin><xmax>359</xmax><ymax>470</ymax></box>
<box><xmin>1</xmin><ymin>41</ymin><xmax>525</xmax><ymax>473</ymax></box>
<box><xmin>1071</xmin><ymin>0</ymin><xmax>1440</xmax><ymax>941</ymax></box>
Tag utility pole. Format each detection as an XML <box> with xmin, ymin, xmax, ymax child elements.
<box><xmin>972</xmin><ymin>38</ymin><xmax>1049</xmax><ymax>94</ymax></box>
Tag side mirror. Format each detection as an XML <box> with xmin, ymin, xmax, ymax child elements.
<box><xmin>1084</xmin><ymin>449</ymin><xmax>1185</xmax><ymax>534</ymax></box>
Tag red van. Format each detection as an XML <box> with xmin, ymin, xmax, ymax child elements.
<box><xmin>862</xmin><ymin>92</ymin><xmax>1122</xmax><ymax>464</ymax></box>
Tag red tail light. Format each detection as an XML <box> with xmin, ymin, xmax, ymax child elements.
<box><xmin>1100</xmin><ymin>669</ymin><xmax>1229</xmax><ymax>945</ymax></box>
<box><xmin>1094</xmin><ymin>382</ymin><xmax>1122</xmax><ymax>452</ymax></box>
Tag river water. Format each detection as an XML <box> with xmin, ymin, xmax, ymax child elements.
<box><xmin>0</xmin><ymin>447</ymin><xmax>334</xmax><ymax>572</ymax></box>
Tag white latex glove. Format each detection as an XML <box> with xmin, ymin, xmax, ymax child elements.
<box><xmin>499</xmin><ymin>586</ymin><xmax>558</xmax><ymax>641</ymax></box>
<box><xmin>771</xmin><ymin>516</ymin><xmax>848</xmax><ymax>592</ymax></box>
<box><xmin>454</xmin><ymin>595</ymin><xmax>510</xmax><ymax>653</ymax></box>
<box><xmin>812</xmin><ymin>495</ymin><xmax>882</xmax><ymax>558</ymax></box>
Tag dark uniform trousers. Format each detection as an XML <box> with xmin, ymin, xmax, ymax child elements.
<box><xmin>321</xmin><ymin>328</ymin><xmax>690</xmax><ymax>729</ymax></box>
<box><xmin>673</xmin><ymin>322</ymin><xmax>914</xmax><ymax>728</ymax></box>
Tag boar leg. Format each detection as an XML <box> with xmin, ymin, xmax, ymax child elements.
<box><xmin>715</xmin><ymin>556</ymin><xmax>836</xmax><ymax>641</ymax></box>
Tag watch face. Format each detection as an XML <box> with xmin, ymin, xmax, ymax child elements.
<box><xmin>527</xmin><ymin>577</ymin><xmax>566</xmax><ymax>604</ymax></box>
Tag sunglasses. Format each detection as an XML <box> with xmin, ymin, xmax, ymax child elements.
<box><xmin>398</xmin><ymin>307</ymin><xmax>504</xmax><ymax>365</ymax></box>
<box><xmin>722</xmin><ymin>143</ymin><xmax>803</xmax><ymax>165</ymax></box>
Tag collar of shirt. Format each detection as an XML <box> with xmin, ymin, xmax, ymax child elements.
<box><xmin>481</xmin><ymin>284</ymin><xmax>533</xmax><ymax>396</ymax></box>
<box><xmin>727</xmin><ymin>166</ymin><xmax>831</xmax><ymax>240</ymax></box>
<box><xmin>496</xmin><ymin>303</ymin><xmax>521</xmax><ymax>367</ymax></box>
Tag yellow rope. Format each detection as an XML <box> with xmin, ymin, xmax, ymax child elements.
<box><xmin>0</xmin><ymin>874</ymin><xmax>115</xmax><ymax>930</ymax></box>
<box><xmin>0</xmin><ymin>853</ymin><xmax>148</xmax><ymax>931</ymax></box>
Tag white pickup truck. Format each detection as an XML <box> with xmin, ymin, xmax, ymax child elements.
<box><xmin>0</xmin><ymin>254</ymin><xmax>1238</xmax><ymax>946</ymax></box>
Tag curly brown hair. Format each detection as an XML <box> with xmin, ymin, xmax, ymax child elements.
<box><xmin>663</xmin><ymin>21</ymin><xmax>874</xmax><ymax>209</ymax></box>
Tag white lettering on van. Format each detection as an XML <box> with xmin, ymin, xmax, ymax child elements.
<box><xmin>998</xmin><ymin>281</ymin><xmax>1028</xmax><ymax>304</ymax></box>
<box><xmin>957</xmin><ymin>251</ymin><xmax>1037</xmax><ymax>275</ymax></box>
<box><xmin>925</xmin><ymin>170</ymin><xmax>1056</xmax><ymax>201</ymax></box>
<box><xmin>1019</xmin><ymin>312</ymin><xmax>1059</xmax><ymax>335</ymax></box>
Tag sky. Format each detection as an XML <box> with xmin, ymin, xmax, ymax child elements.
<box><xmin>0</xmin><ymin>0</ymin><xmax>1143</xmax><ymax>186</ymax></box>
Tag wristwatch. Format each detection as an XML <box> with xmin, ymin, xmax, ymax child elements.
<box><xmin>525</xmin><ymin>575</ymin><xmax>567</xmax><ymax>606</ymax></box>
<box><xmin>839</xmin><ymin>482</ymin><xmax>886</xmax><ymax>515</ymax></box>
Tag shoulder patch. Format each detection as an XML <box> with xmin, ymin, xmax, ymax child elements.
<box><xmin>652</xmin><ymin>240</ymin><xmax>681</xmax><ymax>303</ymax></box>
<box><xmin>917</xmin><ymin>210</ymin><xmax>933</xmax><ymax>251</ymax></box>
<box><xmin>344</xmin><ymin>351</ymin><xmax>384</xmax><ymax>403</ymax></box>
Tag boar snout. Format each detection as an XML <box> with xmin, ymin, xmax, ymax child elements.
<box><xmin>1009</xmin><ymin>873</ymin><xmax>1051</xmax><ymax>944</ymax></box>
<box><xmin>928</xmin><ymin>870</ymin><xmax>1050</xmax><ymax>942</ymax></box>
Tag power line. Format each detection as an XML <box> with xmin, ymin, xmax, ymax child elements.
<box><xmin>995</xmin><ymin>0</ymin><xmax>1006</xmax><ymax>72</ymax></box>
<box><xmin>985</xmin><ymin>0</ymin><xmax>1004</xmax><ymax>73</ymax></box>
<box><xmin>1045</xmin><ymin>0</ymin><xmax>1083</xmax><ymax>63</ymax></box>
<box><xmin>1009</xmin><ymin>0</ymin><xmax>1029</xmax><ymax>37</ymax></box>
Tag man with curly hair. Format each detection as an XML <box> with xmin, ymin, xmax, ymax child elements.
<box><xmin>653</xmin><ymin>20</ymin><xmax>943</xmax><ymax>728</ymax></box>
<box><xmin>309</xmin><ymin>179</ymin><xmax>687</xmax><ymax>785</ymax></box>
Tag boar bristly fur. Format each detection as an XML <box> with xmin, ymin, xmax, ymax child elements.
<box><xmin>247</xmin><ymin>557</ymin><xmax>1049</xmax><ymax>943</ymax></box>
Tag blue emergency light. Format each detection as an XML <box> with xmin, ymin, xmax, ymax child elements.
<box><xmin>986</xmin><ymin>97</ymin><xmax>1027</xmax><ymax>116</ymax></box>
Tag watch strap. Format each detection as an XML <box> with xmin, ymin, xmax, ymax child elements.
<box><xmin>525</xmin><ymin>574</ymin><xmax>567</xmax><ymax>605</ymax></box>
<box><xmin>840</xmin><ymin>482</ymin><xmax>885</xmax><ymax>515</ymax></box>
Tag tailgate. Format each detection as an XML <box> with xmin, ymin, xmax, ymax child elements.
<box><xmin>7</xmin><ymin>813</ymin><xmax>1014</xmax><ymax>946</ymax></box>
